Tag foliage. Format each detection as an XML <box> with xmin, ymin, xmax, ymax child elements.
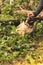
<box><xmin>0</xmin><ymin>0</ymin><xmax>43</xmax><ymax>65</ymax></box>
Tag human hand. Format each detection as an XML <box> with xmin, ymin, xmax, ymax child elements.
<box><xmin>27</xmin><ymin>11</ymin><xmax>35</xmax><ymax>20</ymax></box>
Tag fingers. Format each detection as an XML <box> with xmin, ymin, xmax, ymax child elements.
<box><xmin>28</xmin><ymin>11</ymin><xmax>34</xmax><ymax>19</ymax></box>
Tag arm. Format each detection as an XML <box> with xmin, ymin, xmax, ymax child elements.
<box><xmin>33</xmin><ymin>0</ymin><xmax>43</xmax><ymax>16</ymax></box>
